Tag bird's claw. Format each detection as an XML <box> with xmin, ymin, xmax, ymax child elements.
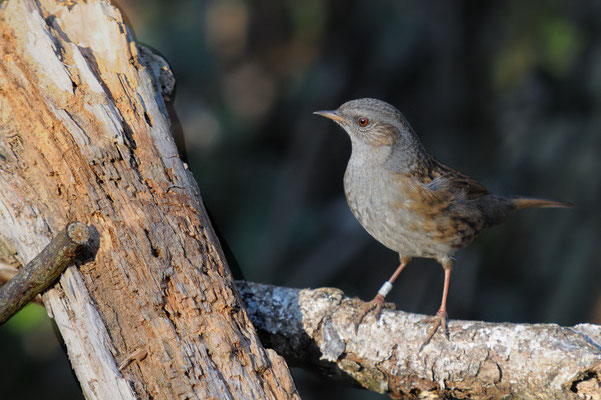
<box><xmin>419</xmin><ymin>309</ymin><xmax>448</xmax><ymax>350</ymax></box>
<box><xmin>353</xmin><ymin>294</ymin><xmax>394</xmax><ymax>333</ymax></box>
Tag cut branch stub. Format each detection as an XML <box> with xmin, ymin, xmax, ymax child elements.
<box><xmin>0</xmin><ymin>222</ymin><xmax>94</xmax><ymax>324</ymax></box>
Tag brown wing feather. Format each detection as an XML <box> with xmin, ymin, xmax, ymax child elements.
<box><xmin>423</xmin><ymin>156</ymin><xmax>489</xmax><ymax>200</ymax></box>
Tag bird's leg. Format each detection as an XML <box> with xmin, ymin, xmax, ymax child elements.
<box><xmin>421</xmin><ymin>260</ymin><xmax>453</xmax><ymax>348</ymax></box>
<box><xmin>354</xmin><ymin>258</ymin><xmax>410</xmax><ymax>330</ymax></box>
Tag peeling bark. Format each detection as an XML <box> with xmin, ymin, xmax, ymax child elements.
<box><xmin>238</xmin><ymin>281</ymin><xmax>601</xmax><ymax>400</ymax></box>
<box><xmin>0</xmin><ymin>1</ymin><xmax>298</xmax><ymax>399</ymax></box>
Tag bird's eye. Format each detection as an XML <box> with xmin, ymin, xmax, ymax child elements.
<box><xmin>357</xmin><ymin>117</ymin><xmax>369</xmax><ymax>127</ymax></box>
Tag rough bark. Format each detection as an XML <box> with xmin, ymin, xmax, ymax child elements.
<box><xmin>0</xmin><ymin>1</ymin><xmax>298</xmax><ymax>399</ymax></box>
<box><xmin>238</xmin><ymin>281</ymin><xmax>601</xmax><ymax>400</ymax></box>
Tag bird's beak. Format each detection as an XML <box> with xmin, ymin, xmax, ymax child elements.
<box><xmin>313</xmin><ymin>110</ymin><xmax>344</xmax><ymax>124</ymax></box>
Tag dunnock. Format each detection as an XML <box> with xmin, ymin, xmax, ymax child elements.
<box><xmin>314</xmin><ymin>98</ymin><xmax>570</xmax><ymax>343</ymax></box>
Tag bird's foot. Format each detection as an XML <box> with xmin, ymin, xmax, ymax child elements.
<box><xmin>419</xmin><ymin>309</ymin><xmax>448</xmax><ymax>350</ymax></box>
<box><xmin>353</xmin><ymin>294</ymin><xmax>395</xmax><ymax>333</ymax></box>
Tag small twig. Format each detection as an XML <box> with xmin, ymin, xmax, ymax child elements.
<box><xmin>0</xmin><ymin>222</ymin><xmax>93</xmax><ymax>324</ymax></box>
<box><xmin>0</xmin><ymin>263</ymin><xmax>44</xmax><ymax>305</ymax></box>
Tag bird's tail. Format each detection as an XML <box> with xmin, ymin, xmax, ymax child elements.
<box><xmin>510</xmin><ymin>196</ymin><xmax>573</xmax><ymax>210</ymax></box>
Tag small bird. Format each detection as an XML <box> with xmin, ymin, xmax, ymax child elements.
<box><xmin>314</xmin><ymin>98</ymin><xmax>570</xmax><ymax>343</ymax></box>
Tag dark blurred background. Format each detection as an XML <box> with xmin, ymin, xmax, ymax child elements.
<box><xmin>2</xmin><ymin>1</ymin><xmax>600</xmax><ymax>399</ymax></box>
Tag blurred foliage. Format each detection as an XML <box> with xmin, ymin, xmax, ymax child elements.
<box><xmin>0</xmin><ymin>304</ymin><xmax>83</xmax><ymax>399</ymax></box>
<box><xmin>2</xmin><ymin>0</ymin><xmax>600</xmax><ymax>399</ymax></box>
<box><xmin>4</xmin><ymin>302</ymin><xmax>48</xmax><ymax>334</ymax></box>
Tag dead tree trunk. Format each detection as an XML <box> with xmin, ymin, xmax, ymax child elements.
<box><xmin>0</xmin><ymin>0</ymin><xmax>298</xmax><ymax>399</ymax></box>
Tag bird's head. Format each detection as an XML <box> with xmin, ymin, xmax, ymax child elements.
<box><xmin>314</xmin><ymin>98</ymin><xmax>417</xmax><ymax>148</ymax></box>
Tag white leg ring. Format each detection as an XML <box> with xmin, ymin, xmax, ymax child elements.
<box><xmin>378</xmin><ymin>281</ymin><xmax>393</xmax><ymax>298</ymax></box>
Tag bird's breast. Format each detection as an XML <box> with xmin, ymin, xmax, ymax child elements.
<box><xmin>343</xmin><ymin>161</ymin><xmax>462</xmax><ymax>258</ymax></box>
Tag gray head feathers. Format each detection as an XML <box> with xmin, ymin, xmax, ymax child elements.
<box><xmin>338</xmin><ymin>98</ymin><xmax>415</xmax><ymax>136</ymax></box>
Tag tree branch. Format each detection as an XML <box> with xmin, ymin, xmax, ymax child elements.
<box><xmin>0</xmin><ymin>222</ymin><xmax>95</xmax><ymax>323</ymax></box>
<box><xmin>237</xmin><ymin>281</ymin><xmax>601</xmax><ymax>399</ymax></box>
